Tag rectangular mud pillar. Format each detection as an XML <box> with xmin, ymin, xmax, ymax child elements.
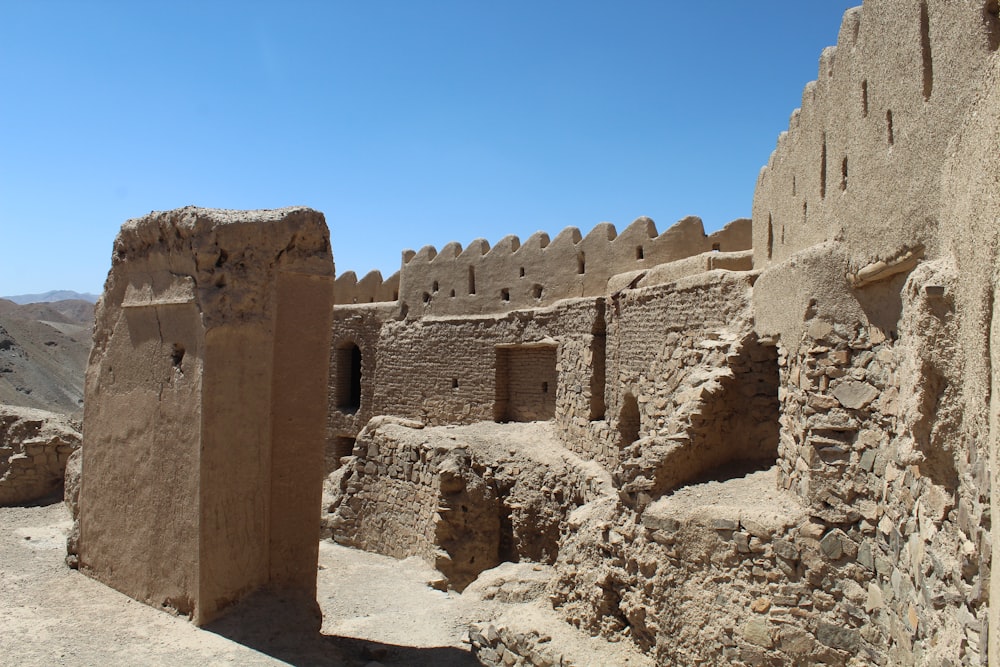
<box><xmin>77</xmin><ymin>206</ymin><xmax>334</xmax><ymax>626</ymax></box>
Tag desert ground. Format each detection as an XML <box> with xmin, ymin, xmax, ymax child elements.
<box><xmin>1</xmin><ymin>500</ymin><xmax>652</xmax><ymax>667</ymax></box>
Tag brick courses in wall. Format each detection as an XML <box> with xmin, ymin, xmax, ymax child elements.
<box><xmin>0</xmin><ymin>405</ymin><xmax>80</xmax><ymax>506</ymax></box>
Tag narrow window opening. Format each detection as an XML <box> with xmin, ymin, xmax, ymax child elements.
<box><xmin>920</xmin><ymin>1</ymin><xmax>933</xmax><ymax>100</ymax></box>
<box><xmin>393</xmin><ymin>290</ymin><xmax>399</xmax><ymax>301</ymax></box>
<box><xmin>541</xmin><ymin>381</ymin><xmax>549</xmax><ymax>394</ymax></box>
<box><xmin>432</xmin><ymin>280</ymin><xmax>439</xmax><ymax>293</ymax></box>
<box><xmin>792</xmin><ymin>175</ymin><xmax>796</xmax><ymax>196</ymax></box>
<box><xmin>577</xmin><ymin>252</ymin><xmax>586</xmax><ymax>274</ymax></box>
<box><xmin>781</xmin><ymin>226</ymin><xmax>785</xmax><ymax>244</ymax></box>
<box><xmin>532</xmin><ymin>284</ymin><xmax>543</xmax><ymax>299</ymax></box>
<box><xmin>452</xmin><ymin>378</ymin><xmax>459</xmax><ymax>389</ymax></box>
<box><xmin>501</xmin><ymin>288</ymin><xmax>510</xmax><ymax>302</ymax></box>
<box><xmin>422</xmin><ymin>292</ymin><xmax>431</xmax><ymax>304</ymax></box>
<box><xmin>711</xmin><ymin>243</ymin><xmax>721</xmax><ymax>252</ymax></box>
<box><xmin>841</xmin><ymin>157</ymin><xmax>849</xmax><ymax>191</ymax></box>
<box><xmin>369</xmin><ymin>297</ymin><xmax>374</xmax><ymax>303</ymax></box>
<box><xmin>766</xmin><ymin>215</ymin><xmax>774</xmax><ymax>261</ymax></box>
<box><xmin>803</xmin><ymin>201</ymin><xmax>808</xmax><ymax>225</ymax></box>
<box><xmin>450</xmin><ymin>289</ymin><xmax>456</xmax><ymax>298</ymax></box>
<box><xmin>335</xmin><ymin>343</ymin><xmax>363</xmax><ymax>412</ymax></box>
<box><xmin>636</xmin><ymin>246</ymin><xmax>644</xmax><ymax>260</ymax></box>
<box><xmin>468</xmin><ymin>266</ymin><xmax>476</xmax><ymax>295</ymax></box>
<box><xmin>589</xmin><ymin>304</ymin><xmax>607</xmax><ymax>421</ymax></box>
<box><xmin>820</xmin><ymin>133</ymin><xmax>827</xmax><ymax>199</ymax></box>
<box><xmin>519</xmin><ymin>267</ymin><xmax>525</xmax><ymax>278</ymax></box>
<box><xmin>861</xmin><ymin>80</ymin><xmax>869</xmax><ymax>117</ymax></box>
<box><xmin>887</xmin><ymin>110</ymin><xmax>895</xmax><ymax>145</ymax></box>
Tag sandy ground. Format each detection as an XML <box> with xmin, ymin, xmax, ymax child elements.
<box><xmin>0</xmin><ymin>502</ymin><xmax>652</xmax><ymax>667</ymax></box>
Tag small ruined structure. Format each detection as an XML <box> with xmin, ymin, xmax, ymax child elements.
<box><xmin>0</xmin><ymin>405</ymin><xmax>79</xmax><ymax>505</ymax></box>
<box><xmin>76</xmin><ymin>207</ymin><xmax>334</xmax><ymax>625</ymax></box>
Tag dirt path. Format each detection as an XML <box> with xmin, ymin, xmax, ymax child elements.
<box><xmin>0</xmin><ymin>502</ymin><xmax>651</xmax><ymax>667</ymax></box>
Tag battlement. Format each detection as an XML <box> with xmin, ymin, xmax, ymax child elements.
<box><xmin>395</xmin><ymin>216</ymin><xmax>750</xmax><ymax>318</ymax></box>
<box><xmin>752</xmin><ymin>1</ymin><xmax>1000</xmax><ymax>268</ymax></box>
<box><xmin>333</xmin><ymin>269</ymin><xmax>400</xmax><ymax>305</ymax></box>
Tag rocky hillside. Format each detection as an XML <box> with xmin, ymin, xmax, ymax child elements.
<box><xmin>0</xmin><ymin>299</ymin><xmax>93</xmax><ymax>417</ymax></box>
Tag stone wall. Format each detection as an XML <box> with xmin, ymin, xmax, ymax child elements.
<box><xmin>772</xmin><ymin>259</ymin><xmax>988</xmax><ymax>666</ymax></box>
<box><xmin>0</xmin><ymin>405</ymin><xmax>80</xmax><ymax>505</ymax></box>
<box><xmin>326</xmin><ymin>420</ymin><xmax>613</xmax><ymax>591</ymax></box>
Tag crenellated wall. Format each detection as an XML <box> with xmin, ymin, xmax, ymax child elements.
<box><xmin>752</xmin><ymin>1</ymin><xmax>999</xmax><ymax>270</ymax></box>
<box><xmin>395</xmin><ymin>216</ymin><xmax>750</xmax><ymax>319</ymax></box>
<box><xmin>333</xmin><ymin>269</ymin><xmax>400</xmax><ymax>305</ymax></box>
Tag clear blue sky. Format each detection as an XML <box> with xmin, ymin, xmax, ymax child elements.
<box><xmin>0</xmin><ymin>2</ymin><xmax>858</xmax><ymax>295</ymax></box>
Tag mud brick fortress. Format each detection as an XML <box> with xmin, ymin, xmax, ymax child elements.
<box><xmin>70</xmin><ymin>1</ymin><xmax>1000</xmax><ymax>665</ymax></box>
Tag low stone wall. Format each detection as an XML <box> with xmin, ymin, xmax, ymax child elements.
<box><xmin>469</xmin><ymin>622</ymin><xmax>566</xmax><ymax>667</ymax></box>
<box><xmin>0</xmin><ymin>404</ymin><xmax>80</xmax><ymax>505</ymax></box>
<box><xmin>325</xmin><ymin>419</ymin><xmax>613</xmax><ymax>590</ymax></box>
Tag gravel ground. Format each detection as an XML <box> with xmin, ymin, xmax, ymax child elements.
<box><xmin>0</xmin><ymin>502</ymin><xmax>651</xmax><ymax>667</ymax></box>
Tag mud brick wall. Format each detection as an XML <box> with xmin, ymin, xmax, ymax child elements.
<box><xmin>328</xmin><ymin>303</ymin><xmax>395</xmax><ymax>443</ymax></box>
<box><xmin>372</xmin><ymin>299</ymin><xmax>600</xmax><ymax>429</ymax></box>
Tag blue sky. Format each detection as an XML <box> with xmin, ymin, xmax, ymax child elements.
<box><xmin>0</xmin><ymin>2</ymin><xmax>858</xmax><ymax>295</ymax></box>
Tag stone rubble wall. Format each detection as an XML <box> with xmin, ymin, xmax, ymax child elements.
<box><xmin>397</xmin><ymin>216</ymin><xmax>749</xmax><ymax>319</ymax></box>
<box><xmin>469</xmin><ymin>622</ymin><xmax>567</xmax><ymax>667</ymax></box>
<box><xmin>0</xmin><ymin>404</ymin><xmax>80</xmax><ymax>505</ymax></box>
<box><xmin>325</xmin><ymin>420</ymin><xmax>613</xmax><ymax>591</ymax></box>
<box><xmin>774</xmin><ymin>259</ymin><xmax>987</xmax><ymax>666</ymax></box>
<box><xmin>550</xmin><ymin>476</ymin><xmax>916</xmax><ymax>666</ymax></box>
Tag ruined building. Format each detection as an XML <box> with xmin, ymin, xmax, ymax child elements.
<box><xmin>77</xmin><ymin>1</ymin><xmax>1000</xmax><ymax>665</ymax></box>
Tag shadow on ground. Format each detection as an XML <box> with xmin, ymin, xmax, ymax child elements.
<box><xmin>205</xmin><ymin>590</ymin><xmax>481</xmax><ymax>667</ymax></box>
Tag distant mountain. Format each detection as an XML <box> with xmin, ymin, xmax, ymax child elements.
<box><xmin>3</xmin><ymin>290</ymin><xmax>98</xmax><ymax>305</ymax></box>
<box><xmin>0</xmin><ymin>298</ymin><xmax>92</xmax><ymax>417</ymax></box>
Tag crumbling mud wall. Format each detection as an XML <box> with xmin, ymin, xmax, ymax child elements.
<box><xmin>605</xmin><ymin>270</ymin><xmax>779</xmax><ymax>493</ymax></box>
<box><xmin>76</xmin><ymin>207</ymin><xmax>334</xmax><ymax>626</ymax></box>
<box><xmin>0</xmin><ymin>405</ymin><xmax>80</xmax><ymax>505</ymax></box>
<box><xmin>331</xmin><ymin>299</ymin><xmax>598</xmax><ymax>436</ymax></box>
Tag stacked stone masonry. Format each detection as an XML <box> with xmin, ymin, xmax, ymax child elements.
<box><xmin>0</xmin><ymin>405</ymin><xmax>80</xmax><ymax>505</ymax></box>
